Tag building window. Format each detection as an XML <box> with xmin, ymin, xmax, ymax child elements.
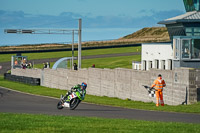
<box><xmin>186</xmin><ymin>27</ymin><xmax>193</xmax><ymax>36</ymax></box>
<box><xmin>191</xmin><ymin>39</ymin><xmax>200</xmax><ymax>59</ymax></box>
<box><xmin>174</xmin><ymin>38</ymin><xmax>200</xmax><ymax>60</ymax></box>
<box><xmin>186</xmin><ymin>27</ymin><xmax>193</xmax><ymax>33</ymax></box>
<box><xmin>194</xmin><ymin>27</ymin><xmax>200</xmax><ymax>32</ymax></box>
<box><xmin>180</xmin><ymin>39</ymin><xmax>200</xmax><ymax>59</ymax></box>
<box><xmin>186</xmin><ymin>27</ymin><xmax>200</xmax><ymax>36</ymax></box>
<box><xmin>182</xmin><ymin>40</ymin><xmax>190</xmax><ymax>59</ymax></box>
<box><xmin>194</xmin><ymin>28</ymin><xmax>200</xmax><ymax>36</ymax></box>
<box><xmin>175</xmin><ymin>39</ymin><xmax>180</xmax><ymax>59</ymax></box>
<box><xmin>184</xmin><ymin>0</ymin><xmax>200</xmax><ymax>12</ymax></box>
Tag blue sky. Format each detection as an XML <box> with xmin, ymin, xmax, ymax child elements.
<box><xmin>0</xmin><ymin>0</ymin><xmax>185</xmax><ymax>17</ymax></box>
<box><xmin>0</xmin><ymin>0</ymin><xmax>186</xmax><ymax>29</ymax></box>
<box><xmin>0</xmin><ymin>0</ymin><xmax>187</xmax><ymax>45</ymax></box>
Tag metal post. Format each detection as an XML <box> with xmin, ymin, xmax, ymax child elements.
<box><xmin>72</xmin><ymin>30</ymin><xmax>74</xmax><ymax>70</ymax></box>
<box><xmin>78</xmin><ymin>18</ymin><xmax>82</xmax><ymax>69</ymax></box>
<box><xmin>11</xmin><ymin>56</ymin><xmax>14</xmax><ymax>69</ymax></box>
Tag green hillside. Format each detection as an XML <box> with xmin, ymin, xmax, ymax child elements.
<box><xmin>0</xmin><ymin>27</ymin><xmax>170</xmax><ymax>52</ymax></box>
<box><xmin>119</xmin><ymin>27</ymin><xmax>170</xmax><ymax>42</ymax></box>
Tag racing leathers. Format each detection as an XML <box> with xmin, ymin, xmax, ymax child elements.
<box><xmin>65</xmin><ymin>84</ymin><xmax>86</xmax><ymax>102</ymax></box>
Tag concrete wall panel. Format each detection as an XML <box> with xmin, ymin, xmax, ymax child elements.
<box><xmin>11</xmin><ymin>67</ymin><xmax>199</xmax><ymax>105</ymax></box>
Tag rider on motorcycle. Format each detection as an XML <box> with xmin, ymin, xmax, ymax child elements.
<box><xmin>65</xmin><ymin>82</ymin><xmax>87</xmax><ymax>102</ymax></box>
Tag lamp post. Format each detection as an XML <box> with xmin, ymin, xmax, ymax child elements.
<box><xmin>72</xmin><ymin>30</ymin><xmax>74</xmax><ymax>69</ymax></box>
<box><xmin>78</xmin><ymin>18</ymin><xmax>82</xmax><ymax>69</ymax></box>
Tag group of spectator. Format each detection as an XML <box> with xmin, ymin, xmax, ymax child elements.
<box><xmin>14</xmin><ymin>58</ymin><xmax>33</xmax><ymax>69</ymax></box>
<box><xmin>14</xmin><ymin>58</ymin><xmax>51</xmax><ymax>69</ymax></box>
<box><xmin>43</xmin><ymin>62</ymin><xmax>50</xmax><ymax>69</ymax></box>
<box><xmin>21</xmin><ymin>63</ymin><xmax>33</xmax><ymax>69</ymax></box>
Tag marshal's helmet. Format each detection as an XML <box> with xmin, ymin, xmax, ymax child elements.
<box><xmin>81</xmin><ymin>82</ymin><xmax>87</xmax><ymax>90</ymax></box>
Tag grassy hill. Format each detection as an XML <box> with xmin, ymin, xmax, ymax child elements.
<box><xmin>119</xmin><ymin>27</ymin><xmax>170</xmax><ymax>42</ymax></box>
<box><xmin>0</xmin><ymin>27</ymin><xmax>170</xmax><ymax>51</ymax></box>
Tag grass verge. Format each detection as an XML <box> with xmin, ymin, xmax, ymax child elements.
<box><xmin>34</xmin><ymin>55</ymin><xmax>141</xmax><ymax>69</ymax></box>
<box><xmin>0</xmin><ymin>46</ymin><xmax>141</xmax><ymax>63</ymax></box>
<box><xmin>0</xmin><ymin>113</ymin><xmax>199</xmax><ymax>133</ymax></box>
<box><xmin>0</xmin><ymin>76</ymin><xmax>200</xmax><ymax>114</ymax></box>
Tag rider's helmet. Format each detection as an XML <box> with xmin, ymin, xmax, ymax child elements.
<box><xmin>81</xmin><ymin>82</ymin><xmax>87</xmax><ymax>90</ymax></box>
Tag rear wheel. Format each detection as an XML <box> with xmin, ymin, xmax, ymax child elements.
<box><xmin>70</xmin><ymin>98</ymin><xmax>80</xmax><ymax>110</ymax></box>
<box><xmin>57</xmin><ymin>101</ymin><xmax>64</xmax><ymax>109</ymax></box>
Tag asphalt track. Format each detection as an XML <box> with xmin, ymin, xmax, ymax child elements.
<box><xmin>0</xmin><ymin>87</ymin><xmax>200</xmax><ymax>123</ymax></box>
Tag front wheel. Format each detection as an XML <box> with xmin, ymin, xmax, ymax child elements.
<box><xmin>70</xmin><ymin>98</ymin><xmax>81</xmax><ymax>110</ymax></box>
<box><xmin>57</xmin><ymin>101</ymin><xmax>64</xmax><ymax>109</ymax></box>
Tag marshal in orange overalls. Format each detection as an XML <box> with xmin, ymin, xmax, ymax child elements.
<box><xmin>151</xmin><ymin>74</ymin><xmax>166</xmax><ymax>106</ymax></box>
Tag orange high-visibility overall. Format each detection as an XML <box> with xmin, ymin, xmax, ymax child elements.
<box><xmin>151</xmin><ymin>77</ymin><xmax>166</xmax><ymax>106</ymax></box>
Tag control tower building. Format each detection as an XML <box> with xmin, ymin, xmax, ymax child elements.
<box><xmin>140</xmin><ymin>0</ymin><xmax>200</xmax><ymax>70</ymax></box>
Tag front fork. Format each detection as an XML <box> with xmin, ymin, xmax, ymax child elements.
<box><xmin>60</xmin><ymin>94</ymin><xmax>70</xmax><ymax>107</ymax></box>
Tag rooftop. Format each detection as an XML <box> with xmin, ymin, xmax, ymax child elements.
<box><xmin>158</xmin><ymin>11</ymin><xmax>200</xmax><ymax>24</ymax></box>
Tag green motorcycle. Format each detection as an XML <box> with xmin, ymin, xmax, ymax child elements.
<box><xmin>57</xmin><ymin>86</ymin><xmax>86</xmax><ymax>110</ymax></box>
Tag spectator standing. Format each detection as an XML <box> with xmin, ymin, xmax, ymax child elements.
<box><xmin>73</xmin><ymin>63</ymin><xmax>78</xmax><ymax>70</ymax></box>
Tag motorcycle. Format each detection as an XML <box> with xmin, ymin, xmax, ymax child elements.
<box><xmin>57</xmin><ymin>90</ymin><xmax>83</xmax><ymax>110</ymax></box>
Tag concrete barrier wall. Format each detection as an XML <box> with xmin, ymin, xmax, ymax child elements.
<box><xmin>11</xmin><ymin>68</ymin><xmax>42</xmax><ymax>78</ymax></box>
<box><xmin>11</xmin><ymin>67</ymin><xmax>199</xmax><ymax>105</ymax></box>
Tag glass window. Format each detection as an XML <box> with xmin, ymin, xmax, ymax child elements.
<box><xmin>191</xmin><ymin>39</ymin><xmax>200</xmax><ymax>59</ymax></box>
<box><xmin>186</xmin><ymin>33</ymin><xmax>193</xmax><ymax>36</ymax></box>
<box><xmin>175</xmin><ymin>39</ymin><xmax>180</xmax><ymax>58</ymax></box>
<box><xmin>194</xmin><ymin>28</ymin><xmax>200</xmax><ymax>32</ymax></box>
<box><xmin>182</xmin><ymin>40</ymin><xmax>190</xmax><ymax>59</ymax></box>
<box><xmin>186</xmin><ymin>27</ymin><xmax>200</xmax><ymax>36</ymax></box>
<box><xmin>194</xmin><ymin>33</ymin><xmax>200</xmax><ymax>36</ymax></box>
<box><xmin>184</xmin><ymin>0</ymin><xmax>200</xmax><ymax>12</ymax></box>
<box><xmin>186</xmin><ymin>27</ymin><xmax>193</xmax><ymax>32</ymax></box>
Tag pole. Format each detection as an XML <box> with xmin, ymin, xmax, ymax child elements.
<box><xmin>72</xmin><ymin>30</ymin><xmax>74</xmax><ymax>70</ymax></box>
<box><xmin>78</xmin><ymin>18</ymin><xmax>82</xmax><ymax>69</ymax></box>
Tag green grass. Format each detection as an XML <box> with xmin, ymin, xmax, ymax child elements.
<box><xmin>34</xmin><ymin>55</ymin><xmax>141</xmax><ymax>69</ymax></box>
<box><xmin>81</xmin><ymin>55</ymin><xmax>141</xmax><ymax>69</ymax></box>
<box><xmin>0</xmin><ymin>76</ymin><xmax>66</xmax><ymax>98</ymax></box>
<box><xmin>0</xmin><ymin>53</ymin><xmax>16</xmax><ymax>63</ymax></box>
<box><xmin>0</xmin><ymin>113</ymin><xmax>199</xmax><ymax>133</ymax></box>
<box><xmin>0</xmin><ymin>76</ymin><xmax>200</xmax><ymax>114</ymax></box>
<box><xmin>0</xmin><ymin>46</ymin><xmax>141</xmax><ymax>62</ymax></box>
